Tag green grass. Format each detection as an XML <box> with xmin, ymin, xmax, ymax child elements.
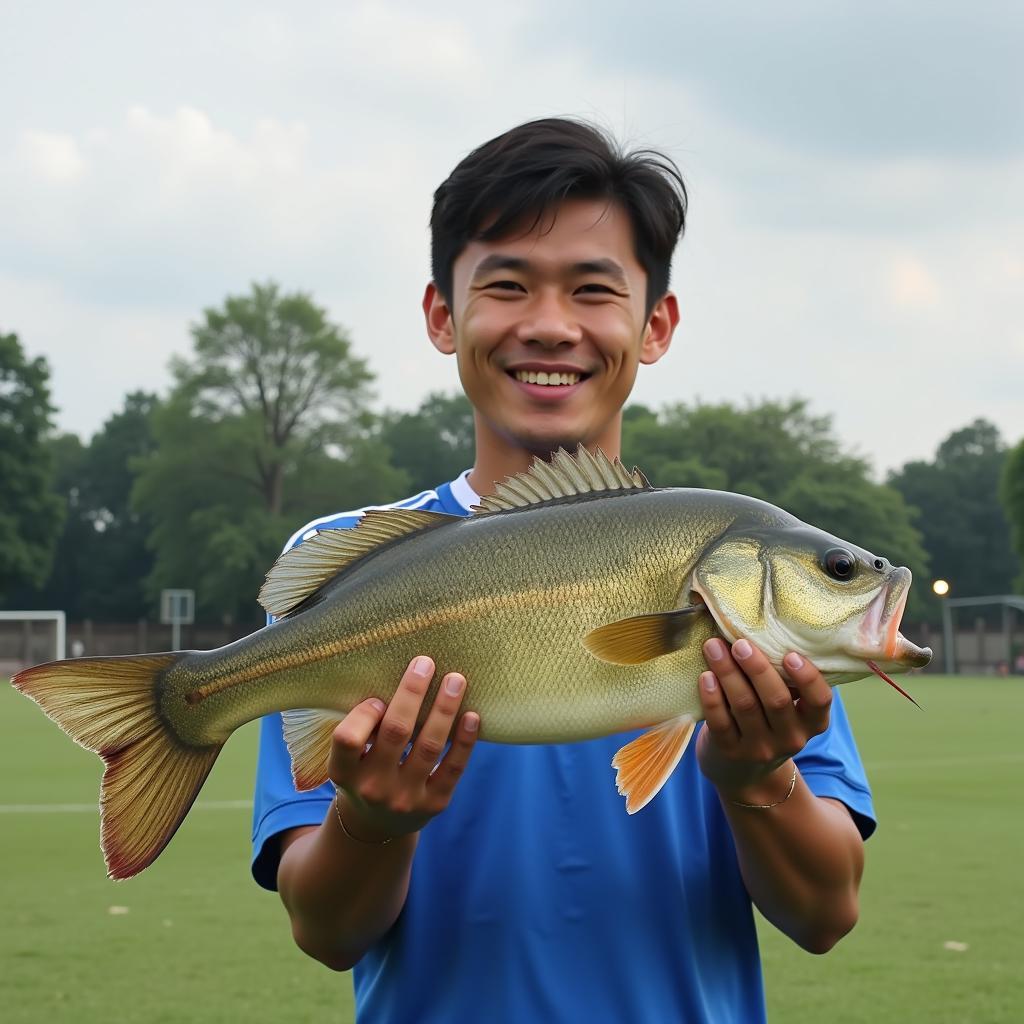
<box><xmin>2</xmin><ymin>676</ymin><xmax>1021</xmax><ymax>1022</ymax></box>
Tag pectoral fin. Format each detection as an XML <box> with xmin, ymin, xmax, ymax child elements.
<box><xmin>612</xmin><ymin>716</ymin><xmax>696</xmax><ymax>814</ymax></box>
<box><xmin>583</xmin><ymin>606</ymin><xmax>706</xmax><ymax>665</ymax></box>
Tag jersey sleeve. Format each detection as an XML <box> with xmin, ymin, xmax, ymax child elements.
<box><xmin>249</xmin><ymin>512</ymin><xmax>364</xmax><ymax>891</ymax></box>
<box><xmin>793</xmin><ymin>689</ymin><xmax>876</xmax><ymax>840</ymax></box>
<box><xmin>251</xmin><ymin>712</ymin><xmax>333</xmax><ymax>890</ymax></box>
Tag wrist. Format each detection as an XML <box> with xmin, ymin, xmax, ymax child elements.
<box><xmin>713</xmin><ymin>760</ymin><xmax>796</xmax><ymax>807</ymax></box>
<box><xmin>332</xmin><ymin>789</ymin><xmax>403</xmax><ymax>846</ymax></box>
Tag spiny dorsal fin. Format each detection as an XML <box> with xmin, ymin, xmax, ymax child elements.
<box><xmin>473</xmin><ymin>445</ymin><xmax>651</xmax><ymax>515</ymax></box>
<box><xmin>259</xmin><ymin>508</ymin><xmax>459</xmax><ymax>619</ymax></box>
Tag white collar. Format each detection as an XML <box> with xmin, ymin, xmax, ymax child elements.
<box><xmin>449</xmin><ymin>470</ymin><xmax>480</xmax><ymax>513</ymax></box>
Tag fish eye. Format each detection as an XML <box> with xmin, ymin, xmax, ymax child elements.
<box><xmin>824</xmin><ymin>548</ymin><xmax>857</xmax><ymax>581</ymax></box>
<box><xmin>873</xmin><ymin>558</ymin><xmax>885</xmax><ymax>572</ymax></box>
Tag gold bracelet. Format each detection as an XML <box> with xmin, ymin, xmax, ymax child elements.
<box><xmin>333</xmin><ymin>786</ymin><xmax>393</xmax><ymax>846</ymax></box>
<box><xmin>730</xmin><ymin>766</ymin><xmax>798</xmax><ymax>810</ymax></box>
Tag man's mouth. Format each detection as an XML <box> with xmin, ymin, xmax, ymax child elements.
<box><xmin>511</xmin><ymin>369</ymin><xmax>586</xmax><ymax>387</ymax></box>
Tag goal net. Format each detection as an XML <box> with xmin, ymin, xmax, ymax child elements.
<box><xmin>0</xmin><ymin>611</ymin><xmax>66</xmax><ymax>677</ymax></box>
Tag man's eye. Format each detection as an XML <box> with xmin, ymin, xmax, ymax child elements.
<box><xmin>487</xmin><ymin>280</ymin><xmax>525</xmax><ymax>292</ymax></box>
<box><xmin>576</xmin><ymin>283</ymin><xmax>614</xmax><ymax>295</ymax></box>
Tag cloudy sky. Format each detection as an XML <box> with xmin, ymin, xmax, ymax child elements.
<box><xmin>2</xmin><ymin>0</ymin><xmax>1021</xmax><ymax>477</ymax></box>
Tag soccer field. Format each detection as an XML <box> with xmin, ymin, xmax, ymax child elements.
<box><xmin>2</xmin><ymin>675</ymin><xmax>1021</xmax><ymax>1023</ymax></box>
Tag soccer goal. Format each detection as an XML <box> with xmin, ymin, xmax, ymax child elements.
<box><xmin>0</xmin><ymin>611</ymin><xmax>66</xmax><ymax>676</ymax></box>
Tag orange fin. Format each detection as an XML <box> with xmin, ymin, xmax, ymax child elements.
<box><xmin>583</xmin><ymin>607</ymin><xmax>705</xmax><ymax>665</ymax></box>
<box><xmin>612</xmin><ymin>715</ymin><xmax>696</xmax><ymax>813</ymax></box>
<box><xmin>11</xmin><ymin>654</ymin><xmax>221</xmax><ymax>879</ymax></box>
<box><xmin>283</xmin><ymin>708</ymin><xmax>346</xmax><ymax>790</ymax></box>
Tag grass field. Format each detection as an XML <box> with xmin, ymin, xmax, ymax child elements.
<box><xmin>2</xmin><ymin>675</ymin><xmax>1022</xmax><ymax>1023</ymax></box>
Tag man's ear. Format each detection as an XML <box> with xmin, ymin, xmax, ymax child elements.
<box><xmin>639</xmin><ymin>292</ymin><xmax>680</xmax><ymax>366</ymax></box>
<box><xmin>423</xmin><ymin>282</ymin><xmax>456</xmax><ymax>355</ymax></box>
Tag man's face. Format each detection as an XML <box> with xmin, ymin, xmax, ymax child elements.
<box><xmin>425</xmin><ymin>198</ymin><xmax>677</xmax><ymax>459</ymax></box>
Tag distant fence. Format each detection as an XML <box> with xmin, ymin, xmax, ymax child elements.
<box><xmin>0</xmin><ymin>619</ymin><xmax>258</xmax><ymax>676</ymax></box>
<box><xmin>2</xmin><ymin>616</ymin><xmax>1023</xmax><ymax>677</ymax></box>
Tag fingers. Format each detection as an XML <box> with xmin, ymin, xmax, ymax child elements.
<box><xmin>428</xmin><ymin>711</ymin><xmax>480</xmax><ymax>800</ymax></box>
<box><xmin>405</xmin><ymin>671</ymin><xmax>469</xmax><ymax>774</ymax></box>
<box><xmin>783</xmin><ymin>651</ymin><xmax>833</xmax><ymax>735</ymax></box>
<box><xmin>370</xmin><ymin>655</ymin><xmax>436</xmax><ymax>760</ymax></box>
<box><xmin>702</xmin><ymin>639</ymin><xmax>831</xmax><ymax>755</ymax></box>
<box><xmin>328</xmin><ymin>697</ymin><xmax>386</xmax><ymax>779</ymax></box>
<box><xmin>697</xmin><ymin>669</ymin><xmax>741</xmax><ymax>750</ymax></box>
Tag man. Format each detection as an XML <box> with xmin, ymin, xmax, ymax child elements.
<box><xmin>252</xmin><ymin>118</ymin><xmax>874</xmax><ymax>1023</ymax></box>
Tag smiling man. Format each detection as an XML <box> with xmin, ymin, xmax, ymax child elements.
<box><xmin>251</xmin><ymin>118</ymin><xmax>874</xmax><ymax>1024</ymax></box>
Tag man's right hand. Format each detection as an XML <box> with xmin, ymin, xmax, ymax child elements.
<box><xmin>328</xmin><ymin>655</ymin><xmax>480</xmax><ymax>844</ymax></box>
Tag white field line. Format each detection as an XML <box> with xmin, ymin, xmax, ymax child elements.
<box><xmin>0</xmin><ymin>799</ymin><xmax>252</xmax><ymax>814</ymax></box>
<box><xmin>2</xmin><ymin>751</ymin><xmax>1023</xmax><ymax>812</ymax></box>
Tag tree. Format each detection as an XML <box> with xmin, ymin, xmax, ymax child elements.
<box><xmin>174</xmin><ymin>282</ymin><xmax>375</xmax><ymax>517</ymax></box>
<box><xmin>9</xmin><ymin>393</ymin><xmax>162</xmax><ymax>619</ymax></box>
<box><xmin>379</xmin><ymin>392</ymin><xmax>475</xmax><ymax>495</ymax></box>
<box><xmin>1000</xmin><ymin>438</ymin><xmax>1024</xmax><ymax>593</ymax></box>
<box><xmin>0</xmin><ymin>332</ymin><xmax>64</xmax><ymax>602</ymax></box>
<box><xmin>133</xmin><ymin>284</ymin><xmax>406</xmax><ymax>623</ymax></box>
<box><xmin>890</xmin><ymin>419</ymin><xmax>1020</xmax><ymax>601</ymax></box>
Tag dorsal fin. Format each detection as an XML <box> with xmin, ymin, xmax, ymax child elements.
<box><xmin>473</xmin><ymin>445</ymin><xmax>651</xmax><ymax>515</ymax></box>
<box><xmin>259</xmin><ymin>508</ymin><xmax>458</xmax><ymax>618</ymax></box>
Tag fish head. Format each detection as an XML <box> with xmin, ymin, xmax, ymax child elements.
<box><xmin>690</xmin><ymin>525</ymin><xmax>932</xmax><ymax>682</ymax></box>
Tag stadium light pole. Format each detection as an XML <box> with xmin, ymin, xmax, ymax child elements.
<box><xmin>933</xmin><ymin>579</ymin><xmax>955</xmax><ymax>675</ymax></box>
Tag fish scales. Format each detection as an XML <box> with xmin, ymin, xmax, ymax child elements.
<box><xmin>160</xmin><ymin>488</ymin><xmax>743</xmax><ymax>747</ymax></box>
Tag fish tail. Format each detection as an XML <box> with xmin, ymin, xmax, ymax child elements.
<box><xmin>11</xmin><ymin>654</ymin><xmax>222</xmax><ymax>880</ymax></box>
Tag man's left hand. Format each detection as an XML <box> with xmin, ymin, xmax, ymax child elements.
<box><xmin>696</xmin><ymin>638</ymin><xmax>832</xmax><ymax>803</ymax></box>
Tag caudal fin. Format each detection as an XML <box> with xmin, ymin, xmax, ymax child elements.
<box><xmin>11</xmin><ymin>655</ymin><xmax>222</xmax><ymax>879</ymax></box>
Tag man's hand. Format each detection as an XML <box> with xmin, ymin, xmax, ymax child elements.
<box><xmin>329</xmin><ymin>655</ymin><xmax>480</xmax><ymax>843</ymax></box>
<box><xmin>696</xmin><ymin>637</ymin><xmax>832</xmax><ymax>802</ymax></box>
<box><xmin>695</xmin><ymin>637</ymin><xmax>864</xmax><ymax>953</ymax></box>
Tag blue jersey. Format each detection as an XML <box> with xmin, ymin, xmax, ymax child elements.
<box><xmin>252</xmin><ymin>473</ymin><xmax>876</xmax><ymax>1024</ymax></box>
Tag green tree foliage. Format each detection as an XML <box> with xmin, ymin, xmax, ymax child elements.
<box><xmin>133</xmin><ymin>284</ymin><xmax>406</xmax><ymax>623</ymax></box>
<box><xmin>379</xmin><ymin>392</ymin><xmax>475</xmax><ymax>494</ymax></box>
<box><xmin>998</xmin><ymin>438</ymin><xmax>1024</xmax><ymax>593</ymax></box>
<box><xmin>623</xmin><ymin>399</ymin><xmax>930</xmax><ymax>616</ymax></box>
<box><xmin>8</xmin><ymin>393</ymin><xmax>161</xmax><ymax>619</ymax></box>
<box><xmin>0</xmin><ymin>333</ymin><xmax>64</xmax><ymax>601</ymax></box>
<box><xmin>890</xmin><ymin>419</ymin><xmax>1020</xmax><ymax>601</ymax></box>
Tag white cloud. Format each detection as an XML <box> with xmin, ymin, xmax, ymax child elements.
<box><xmin>886</xmin><ymin>256</ymin><xmax>942</xmax><ymax>310</ymax></box>
<box><xmin>17</xmin><ymin>131</ymin><xmax>86</xmax><ymax>184</ymax></box>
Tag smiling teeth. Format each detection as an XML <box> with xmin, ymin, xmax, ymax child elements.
<box><xmin>514</xmin><ymin>370</ymin><xmax>581</xmax><ymax>386</ymax></box>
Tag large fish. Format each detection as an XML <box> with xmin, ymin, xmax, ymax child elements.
<box><xmin>12</xmin><ymin>447</ymin><xmax>930</xmax><ymax>879</ymax></box>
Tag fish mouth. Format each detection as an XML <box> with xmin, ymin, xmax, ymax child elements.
<box><xmin>860</xmin><ymin>570</ymin><xmax>931</xmax><ymax>668</ymax></box>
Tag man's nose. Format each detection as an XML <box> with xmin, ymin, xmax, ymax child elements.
<box><xmin>516</xmin><ymin>291</ymin><xmax>583</xmax><ymax>347</ymax></box>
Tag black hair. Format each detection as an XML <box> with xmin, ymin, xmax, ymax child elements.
<box><xmin>430</xmin><ymin>118</ymin><xmax>687</xmax><ymax>318</ymax></box>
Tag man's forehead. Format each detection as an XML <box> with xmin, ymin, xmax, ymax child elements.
<box><xmin>458</xmin><ymin>199</ymin><xmax>640</xmax><ymax>274</ymax></box>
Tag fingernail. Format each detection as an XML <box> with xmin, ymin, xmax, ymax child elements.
<box><xmin>463</xmin><ymin>713</ymin><xmax>479</xmax><ymax>733</ymax></box>
<box><xmin>369</xmin><ymin>698</ymin><xmax>386</xmax><ymax>714</ymax></box>
<box><xmin>705</xmin><ymin>639</ymin><xmax>726</xmax><ymax>661</ymax></box>
<box><xmin>733</xmin><ymin>639</ymin><xmax>753</xmax><ymax>660</ymax></box>
<box><xmin>784</xmin><ymin>652</ymin><xmax>804</xmax><ymax>671</ymax></box>
<box><xmin>444</xmin><ymin>673</ymin><xmax>465</xmax><ymax>696</ymax></box>
<box><xmin>701</xmin><ymin>671</ymin><xmax>718</xmax><ymax>693</ymax></box>
<box><xmin>411</xmin><ymin>656</ymin><xmax>433</xmax><ymax>678</ymax></box>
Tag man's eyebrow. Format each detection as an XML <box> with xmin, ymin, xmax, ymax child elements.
<box><xmin>570</xmin><ymin>259</ymin><xmax>629</xmax><ymax>289</ymax></box>
<box><xmin>470</xmin><ymin>254</ymin><xmax>530</xmax><ymax>280</ymax></box>
<box><xmin>470</xmin><ymin>254</ymin><xmax>630</xmax><ymax>289</ymax></box>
